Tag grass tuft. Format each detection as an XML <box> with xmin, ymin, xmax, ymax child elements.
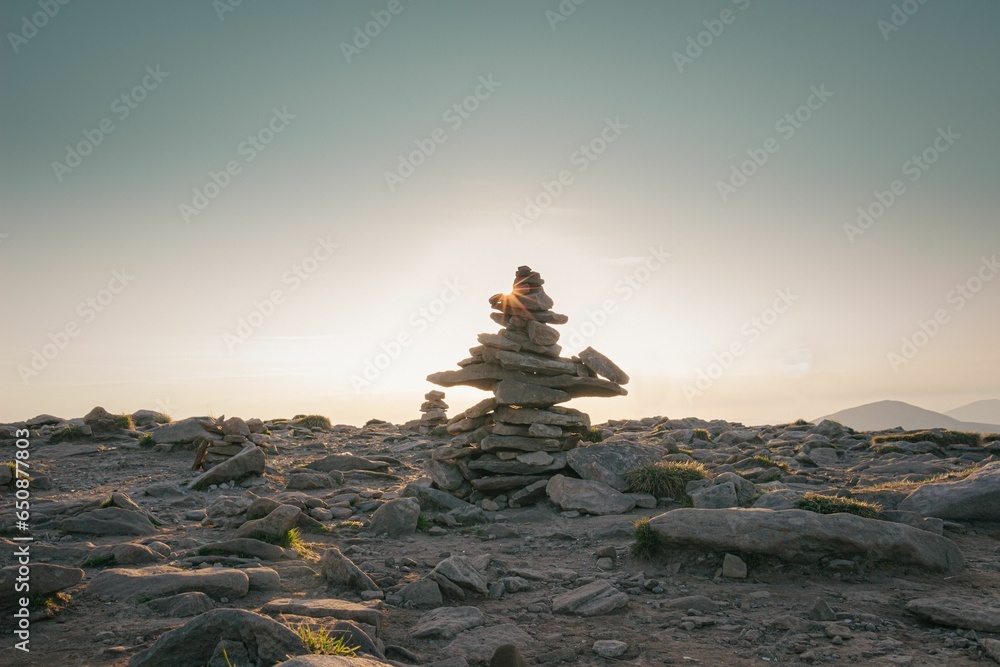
<box><xmin>294</xmin><ymin>624</ymin><xmax>360</xmax><ymax>656</ymax></box>
<box><xmin>137</xmin><ymin>433</ymin><xmax>155</xmax><ymax>448</ymax></box>
<box><xmin>872</xmin><ymin>430</ymin><xmax>981</xmax><ymax>447</ymax></box>
<box><xmin>855</xmin><ymin>465</ymin><xmax>983</xmax><ymax>493</ymax></box>
<box><xmin>335</xmin><ymin>520</ymin><xmax>363</xmax><ymax>532</ymax></box>
<box><xmin>416</xmin><ymin>514</ymin><xmax>430</xmax><ymax>532</ymax></box>
<box><xmin>112</xmin><ymin>413</ymin><xmax>135</xmax><ymax>430</ymax></box>
<box><xmin>751</xmin><ymin>454</ymin><xmax>791</xmax><ymax>472</ymax></box>
<box><xmin>795</xmin><ymin>493</ymin><xmax>882</xmax><ymax>519</ymax></box>
<box><xmin>582</xmin><ymin>427</ymin><xmax>604</xmax><ymax>443</ymax></box>
<box><xmin>49</xmin><ymin>425</ymin><xmax>86</xmax><ymax>442</ymax></box>
<box><xmin>295</xmin><ymin>415</ymin><xmax>332</xmax><ymax>430</ymax></box>
<box><xmin>624</xmin><ymin>461</ymin><xmax>707</xmax><ymax>498</ymax></box>
<box><xmin>631</xmin><ymin>518</ymin><xmax>661</xmax><ymax>560</ymax></box>
<box><xmin>982</xmin><ymin>433</ymin><xmax>1000</xmax><ymax>444</ymax></box>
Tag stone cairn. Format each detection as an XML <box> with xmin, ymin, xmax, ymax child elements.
<box><xmin>193</xmin><ymin>416</ymin><xmax>268</xmax><ymax>469</ymax></box>
<box><xmin>418</xmin><ymin>390</ymin><xmax>449</xmax><ymax>434</ymax></box>
<box><xmin>426</xmin><ymin>266</ymin><xmax>629</xmax><ymax>505</ymax></box>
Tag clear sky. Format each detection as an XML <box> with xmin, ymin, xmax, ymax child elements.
<box><xmin>2</xmin><ymin>0</ymin><xmax>998</xmax><ymax>426</ymax></box>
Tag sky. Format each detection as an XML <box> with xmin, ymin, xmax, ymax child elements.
<box><xmin>1</xmin><ymin>0</ymin><xmax>998</xmax><ymax>427</ymax></box>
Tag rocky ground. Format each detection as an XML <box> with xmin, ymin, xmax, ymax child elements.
<box><xmin>2</xmin><ymin>410</ymin><xmax>1000</xmax><ymax>667</ymax></box>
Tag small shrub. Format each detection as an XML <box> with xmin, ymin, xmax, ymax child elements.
<box><xmin>284</xmin><ymin>528</ymin><xmax>314</xmax><ymax>558</ymax></box>
<box><xmin>416</xmin><ymin>514</ymin><xmax>430</xmax><ymax>532</ymax></box>
<box><xmin>691</xmin><ymin>428</ymin><xmax>711</xmax><ymax>442</ymax></box>
<box><xmin>624</xmin><ymin>461</ymin><xmax>707</xmax><ymax>498</ymax></box>
<box><xmin>982</xmin><ymin>433</ymin><xmax>1000</xmax><ymax>444</ymax></box>
<box><xmin>82</xmin><ymin>554</ymin><xmax>116</xmax><ymax>569</ymax></box>
<box><xmin>583</xmin><ymin>428</ymin><xmax>604</xmax><ymax>443</ymax></box>
<box><xmin>137</xmin><ymin>433</ymin><xmax>155</xmax><ymax>448</ymax></box>
<box><xmin>631</xmin><ymin>518</ymin><xmax>661</xmax><ymax>560</ymax></box>
<box><xmin>294</xmin><ymin>624</ymin><xmax>359</xmax><ymax>656</ymax></box>
<box><xmin>113</xmin><ymin>413</ymin><xmax>135</xmax><ymax>431</ymax></box>
<box><xmin>296</xmin><ymin>415</ymin><xmax>332</xmax><ymax>430</ymax></box>
<box><xmin>795</xmin><ymin>493</ymin><xmax>881</xmax><ymax>519</ymax></box>
<box><xmin>872</xmin><ymin>430</ymin><xmax>980</xmax><ymax>447</ymax></box>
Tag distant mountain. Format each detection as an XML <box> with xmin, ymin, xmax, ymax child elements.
<box><xmin>945</xmin><ymin>399</ymin><xmax>1000</xmax><ymax>426</ymax></box>
<box><xmin>818</xmin><ymin>400</ymin><xmax>1000</xmax><ymax>434</ymax></box>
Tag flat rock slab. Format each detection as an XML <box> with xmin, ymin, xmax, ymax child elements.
<box><xmin>552</xmin><ymin>580</ymin><xmax>629</xmax><ymax>616</ymax></box>
<box><xmin>410</xmin><ymin>606</ymin><xmax>486</xmax><ymax>639</ymax></box>
<box><xmin>546</xmin><ymin>475</ymin><xmax>636</xmax><ymax>515</ymax></box>
<box><xmin>566</xmin><ymin>440</ymin><xmax>662</xmax><ymax>491</ymax></box>
<box><xmin>428</xmin><ymin>555</ymin><xmax>489</xmax><ymax>595</ymax></box>
<box><xmin>307</xmin><ymin>453</ymin><xmax>389</xmax><ymax>472</ymax></box>
<box><xmin>898</xmin><ymin>461</ymin><xmax>1000</xmax><ymax>520</ymax></box>
<box><xmin>197</xmin><ymin>538</ymin><xmax>288</xmax><ymax>561</ymax></box>
<box><xmin>275</xmin><ymin>655</ymin><xmax>396</xmax><ymax>667</ymax></box>
<box><xmin>0</xmin><ymin>564</ymin><xmax>83</xmax><ymax>607</ymax></box>
<box><xmin>87</xmin><ymin>565</ymin><xmax>249</xmax><ymax>602</ymax></box>
<box><xmin>444</xmin><ymin>624</ymin><xmax>535</xmax><ymax>663</ymax></box>
<box><xmin>261</xmin><ymin>598</ymin><xmax>383</xmax><ymax>630</ymax></box>
<box><xmin>128</xmin><ymin>609</ymin><xmax>306</xmax><ymax>667</ymax></box>
<box><xmin>906</xmin><ymin>597</ymin><xmax>1000</xmax><ymax>632</ymax></box>
<box><xmin>648</xmin><ymin>508</ymin><xmax>964</xmax><ymax>574</ymax></box>
<box><xmin>61</xmin><ymin>507</ymin><xmax>158</xmax><ymax>536</ymax></box>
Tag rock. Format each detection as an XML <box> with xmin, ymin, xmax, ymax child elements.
<box><xmin>647</xmin><ymin>508</ymin><xmax>964</xmax><ymax>574</ymax></box>
<box><xmin>428</xmin><ymin>459</ymin><xmax>466</xmax><ymax>491</ymax></box>
<box><xmin>490</xmin><ymin>644</ymin><xmax>528</xmax><ymax>667</ymax></box>
<box><xmin>809</xmin><ymin>597</ymin><xmax>837</xmax><ymax>622</ymax></box>
<box><xmin>85</xmin><ymin>543</ymin><xmax>164</xmax><ymax>566</ymax></box>
<box><xmin>132</xmin><ymin>409</ymin><xmax>170</xmax><ymax>427</ymax></box>
<box><xmin>445</xmin><ymin>624</ymin><xmax>534</xmax><ymax>664</ymax></box>
<box><xmin>579</xmin><ymin>347</ymin><xmax>630</xmax><ymax>384</ymax></box>
<box><xmin>399</xmin><ymin>578</ymin><xmax>443</xmax><ymax>608</ymax></box>
<box><xmin>274</xmin><ymin>656</ymin><xmax>395</xmax><ymax>667</ymax></box>
<box><xmin>235</xmin><ymin>504</ymin><xmax>300</xmax><ymax>541</ymax></box>
<box><xmin>307</xmin><ymin>453</ymin><xmax>389</xmax><ymax>473</ymax></box>
<box><xmin>88</xmin><ymin>566</ymin><xmax>249</xmax><ymax>603</ymax></box>
<box><xmin>546</xmin><ymin>475</ymin><xmax>636</xmax><ymax>515</ymax></box>
<box><xmin>83</xmin><ymin>406</ymin><xmax>122</xmax><ymax>432</ymax></box>
<box><xmin>0</xmin><ymin>564</ymin><xmax>82</xmax><ymax>607</ymax></box>
<box><xmin>565</xmin><ymin>440</ymin><xmax>662</xmax><ymax>491</ymax></box>
<box><xmin>127</xmin><ymin>609</ymin><xmax>307</xmax><ymax>667</ymax></box>
<box><xmin>712</xmin><ymin>472</ymin><xmax>758</xmax><ymax>506</ymax></box>
<box><xmin>206</xmin><ymin>496</ymin><xmax>253</xmax><ymax>518</ymax></box>
<box><xmin>897</xmin><ymin>462</ymin><xmax>1000</xmax><ymax>520</ymax></box>
<box><xmin>807</xmin><ymin>447</ymin><xmax>839</xmax><ymax>466</ymax></box>
<box><xmin>509</xmin><ymin>480</ymin><xmax>549</xmax><ymax>507</ymax></box>
<box><xmin>152</xmin><ymin>417</ymin><xmax>219</xmax><ymax>445</ymax></box>
<box><xmin>286</xmin><ymin>470</ymin><xmax>335</xmax><ymax>490</ymax></box>
<box><xmin>905</xmin><ymin>597</ymin><xmax>1000</xmax><ymax>632</ymax></box>
<box><xmin>662</xmin><ymin>595</ymin><xmax>719</xmax><ymax>614</ymax></box>
<box><xmin>411</xmin><ymin>606</ymin><xmax>487</xmax><ymax>639</ymax></box>
<box><xmin>320</xmin><ymin>547</ymin><xmax>379</xmax><ymax>591</ymax></box>
<box><xmin>61</xmin><ymin>508</ymin><xmax>158</xmax><ymax>536</ymax></box>
<box><xmin>403</xmin><ymin>483</ymin><xmax>473</xmax><ymax>512</ymax></box>
<box><xmin>245</xmin><ymin>567</ymin><xmax>282</xmax><ymax>592</ymax></box>
<box><xmin>811</xmin><ymin>420</ymin><xmax>847</xmax><ymax>439</ymax></box>
<box><xmin>0</xmin><ymin>465</ymin><xmax>11</xmax><ymax>486</ymax></box>
<box><xmin>722</xmin><ymin>553</ymin><xmax>748</xmax><ymax>579</ymax></box>
<box><xmin>690</xmin><ymin>482</ymin><xmax>738</xmax><ymax>509</ymax></box>
<box><xmin>145</xmin><ymin>591</ymin><xmax>215</xmax><ymax>617</ymax></box>
<box><xmin>428</xmin><ymin>555</ymin><xmax>489</xmax><ymax>596</ymax></box>
<box><xmin>494</xmin><ymin>379</ymin><xmax>571</xmax><ymax>406</ymax></box>
<box><xmin>552</xmin><ymin>580</ymin><xmax>628</xmax><ymax>616</ymax></box>
<box><xmin>188</xmin><ymin>446</ymin><xmax>266</xmax><ymax>490</ymax></box>
<box><xmin>592</xmin><ymin>640</ymin><xmax>628</xmax><ymax>658</ymax></box>
<box><xmin>480</xmin><ymin>435</ymin><xmax>561</xmax><ymax>453</ymax></box>
<box><xmin>981</xmin><ymin>638</ymin><xmax>1000</xmax><ymax>664</ymax></box>
<box><xmin>260</xmin><ymin>598</ymin><xmax>383</xmax><ymax>629</ymax></box>
<box><xmin>221</xmin><ymin>416</ymin><xmax>251</xmax><ymax>437</ymax></box>
<box><xmin>368</xmin><ymin>498</ymin><xmax>420</xmax><ymax>537</ymax></box>
<box><xmin>197</xmin><ymin>538</ymin><xmax>288</xmax><ymax>561</ymax></box>
<box><xmin>751</xmin><ymin>489</ymin><xmax>801</xmax><ymax>510</ymax></box>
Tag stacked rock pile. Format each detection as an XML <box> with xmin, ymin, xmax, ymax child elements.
<box><xmin>417</xmin><ymin>390</ymin><xmax>449</xmax><ymax>434</ymax></box>
<box><xmin>426</xmin><ymin>266</ymin><xmax>629</xmax><ymax>504</ymax></box>
<box><xmin>195</xmin><ymin>416</ymin><xmax>268</xmax><ymax>468</ymax></box>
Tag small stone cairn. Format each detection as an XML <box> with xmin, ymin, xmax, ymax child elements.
<box><xmin>426</xmin><ymin>266</ymin><xmax>629</xmax><ymax>504</ymax></box>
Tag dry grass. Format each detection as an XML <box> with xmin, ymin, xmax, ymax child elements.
<box><xmin>871</xmin><ymin>430</ymin><xmax>981</xmax><ymax>447</ymax></box>
<box><xmin>854</xmin><ymin>465</ymin><xmax>983</xmax><ymax>493</ymax></box>
<box><xmin>795</xmin><ymin>493</ymin><xmax>882</xmax><ymax>519</ymax></box>
<box><xmin>624</xmin><ymin>461</ymin><xmax>706</xmax><ymax>498</ymax></box>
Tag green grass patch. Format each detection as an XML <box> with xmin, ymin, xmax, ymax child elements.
<box><xmin>795</xmin><ymin>493</ymin><xmax>882</xmax><ymax>519</ymax></box>
<box><xmin>137</xmin><ymin>433</ymin><xmax>155</xmax><ymax>448</ymax></box>
<box><xmin>82</xmin><ymin>554</ymin><xmax>117</xmax><ymax>569</ymax></box>
<box><xmin>751</xmin><ymin>454</ymin><xmax>791</xmax><ymax>472</ymax></box>
<box><xmin>582</xmin><ymin>427</ymin><xmax>604</xmax><ymax>443</ymax></box>
<box><xmin>49</xmin><ymin>425</ymin><xmax>86</xmax><ymax>442</ymax></box>
<box><xmin>624</xmin><ymin>461</ymin><xmax>707</xmax><ymax>498</ymax></box>
<box><xmin>294</xmin><ymin>624</ymin><xmax>359</xmax><ymax>656</ymax></box>
<box><xmin>872</xmin><ymin>430</ymin><xmax>981</xmax><ymax>447</ymax></box>
<box><xmin>416</xmin><ymin>514</ymin><xmax>430</xmax><ymax>532</ymax></box>
<box><xmin>631</xmin><ymin>518</ymin><xmax>661</xmax><ymax>560</ymax></box>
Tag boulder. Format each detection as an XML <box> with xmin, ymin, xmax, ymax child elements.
<box><xmin>546</xmin><ymin>475</ymin><xmax>635</xmax><ymax>515</ymax></box>
<box><xmin>61</xmin><ymin>508</ymin><xmax>158</xmax><ymax>536</ymax></box>
<box><xmin>578</xmin><ymin>347</ymin><xmax>630</xmax><ymax>384</ymax></box>
<box><xmin>320</xmin><ymin>547</ymin><xmax>380</xmax><ymax>591</ymax></box>
<box><xmin>399</xmin><ymin>578</ymin><xmax>443</xmax><ymax>608</ymax></box>
<box><xmin>647</xmin><ymin>508</ymin><xmax>964</xmax><ymax>574</ymax></box>
<box><xmin>152</xmin><ymin>417</ymin><xmax>219</xmax><ymax>445</ymax></box>
<box><xmin>132</xmin><ymin>410</ymin><xmax>170</xmax><ymax>428</ymax></box>
<box><xmin>260</xmin><ymin>598</ymin><xmax>383</xmax><ymax>629</ymax></box>
<box><xmin>566</xmin><ymin>440</ymin><xmax>662</xmax><ymax>491</ymax></box>
<box><xmin>690</xmin><ymin>482</ymin><xmax>738</xmax><ymax>509</ymax></box>
<box><xmin>411</xmin><ymin>606</ymin><xmax>486</xmax><ymax>639</ymax></box>
<box><xmin>274</xmin><ymin>656</ymin><xmax>395</xmax><ymax>667</ymax></box>
<box><xmin>188</xmin><ymin>445</ymin><xmax>266</xmax><ymax>490</ymax></box>
<box><xmin>897</xmin><ymin>462</ymin><xmax>1000</xmax><ymax>520</ymax></box>
<box><xmin>552</xmin><ymin>580</ymin><xmax>628</xmax><ymax>616</ymax></box>
<box><xmin>367</xmin><ymin>498</ymin><xmax>420</xmax><ymax>538</ymax></box>
<box><xmin>428</xmin><ymin>555</ymin><xmax>488</xmax><ymax>596</ymax></box>
<box><xmin>445</xmin><ymin>624</ymin><xmax>535</xmax><ymax>664</ymax></box>
<box><xmin>307</xmin><ymin>453</ymin><xmax>389</xmax><ymax>473</ymax></box>
<box><xmin>905</xmin><ymin>597</ymin><xmax>1000</xmax><ymax>633</ymax></box>
<box><xmin>235</xmin><ymin>504</ymin><xmax>301</xmax><ymax>542</ymax></box>
<box><xmin>128</xmin><ymin>609</ymin><xmax>307</xmax><ymax>667</ymax></box>
<box><xmin>0</xmin><ymin>564</ymin><xmax>82</xmax><ymax>607</ymax></box>
<box><xmin>87</xmin><ymin>565</ymin><xmax>249</xmax><ymax>602</ymax></box>
<box><xmin>197</xmin><ymin>538</ymin><xmax>288</xmax><ymax>561</ymax></box>
<box><xmin>145</xmin><ymin>591</ymin><xmax>215</xmax><ymax>617</ymax></box>
<box><xmin>85</xmin><ymin>542</ymin><xmax>165</xmax><ymax>566</ymax></box>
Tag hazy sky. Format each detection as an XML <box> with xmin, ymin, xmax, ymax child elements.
<box><xmin>2</xmin><ymin>1</ymin><xmax>998</xmax><ymax>427</ymax></box>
